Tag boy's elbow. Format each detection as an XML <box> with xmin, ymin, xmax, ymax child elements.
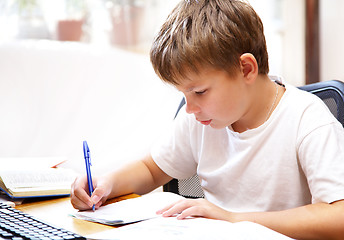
<box><xmin>325</xmin><ymin>200</ymin><xmax>344</xmax><ymax>240</ymax></box>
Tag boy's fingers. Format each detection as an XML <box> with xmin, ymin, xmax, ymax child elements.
<box><xmin>70</xmin><ymin>192</ymin><xmax>93</xmax><ymax>210</ymax></box>
<box><xmin>156</xmin><ymin>199</ymin><xmax>185</xmax><ymax>215</ymax></box>
<box><xmin>159</xmin><ymin>199</ymin><xmax>192</xmax><ymax>217</ymax></box>
<box><xmin>71</xmin><ymin>176</ymin><xmax>98</xmax><ymax>210</ymax></box>
<box><xmin>176</xmin><ymin>206</ymin><xmax>202</xmax><ymax>220</ymax></box>
<box><xmin>90</xmin><ymin>183</ymin><xmax>110</xmax><ymax>206</ymax></box>
<box><xmin>156</xmin><ymin>202</ymin><xmax>176</xmax><ymax>214</ymax></box>
<box><xmin>91</xmin><ymin>194</ymin><xmax>101</xmax><ymax>205</ymax></box>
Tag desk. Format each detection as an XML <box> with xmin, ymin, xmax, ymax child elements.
<box><xmin>13</xmin><ymin>193</ymin><xmax>294</xmax><ymax>240</ymax></box>
<box><xmin>15</xmin><ymin>194</ymin><xmax>139</xmax><ymax>237</ymax></box>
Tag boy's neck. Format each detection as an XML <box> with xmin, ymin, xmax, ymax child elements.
<box><xmin>231</xmin><ymin>75</ymin><xmax>285</xmax><ymax>133</ymax></box>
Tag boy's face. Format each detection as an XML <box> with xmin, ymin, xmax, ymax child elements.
<box><xmin>176</xmin><ymin>68</ymin><xmax>250</xmax><ymax>129</ymax></box>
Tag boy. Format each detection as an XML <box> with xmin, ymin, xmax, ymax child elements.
<box><xmin>71</xmin><ymin>0</ymin><xmax>344</xmax><ymax>239</ymax></box>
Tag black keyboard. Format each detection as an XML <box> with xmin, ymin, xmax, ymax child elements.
<box><xmin>0</xmin><ymin>203</ymin><xmax>86</xmax><ymax>240</ymax></box>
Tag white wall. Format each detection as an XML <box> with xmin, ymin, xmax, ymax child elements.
<box><xmin>248</xmin><ymin>0</ymin><xmax>305</xmax><ymax>86</ymax></box>
<box><xmin>280</xmin><ymin>0</ymin><xmax>305</xmax><ymax>86</ymax></box>
<box><xmin>0</xmin><ymin>40</ymin><xmax>182</xmax><ymax>174</ymax></box>
<box><xmin>1</xmin><ymin>1</ymin><xmax>343</xmax><ymax>175</ymax></box>
<box><xmin>253</xmin><ymin>0</ymin><xmax>344</xmax><ymax>86</ymax></box>
<box><xmin>320</xmin><ymin>0</ymin><xmax>344</xmax><ymax>82</ymax></box>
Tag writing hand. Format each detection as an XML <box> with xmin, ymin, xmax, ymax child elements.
<box><xmin>70</xmin><ymin>175</ymin><xmax>111</xmax><ymax>210</ymax></box>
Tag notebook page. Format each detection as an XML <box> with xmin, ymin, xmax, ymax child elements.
<box><xmin>73</xmin><ymin>192</ymin><xmax>184</xmax><ymax>225</ymax></box>
<box><xmin>0</xmin><ymin>168</ymin><xmax>76</xmax><ymax>188</ymax></box>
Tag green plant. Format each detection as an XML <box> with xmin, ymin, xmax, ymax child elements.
<box><xmin>14</xmin><ymin>0</ymin><xmax>38</xmax><ymax>15</ymax></box>
<box><xmin>65</xmin><ymin>0</ymin><xmax>88</xmax><ymax>19</ymax></box>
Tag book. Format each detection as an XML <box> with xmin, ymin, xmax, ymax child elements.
<box><xmin>0</xmin><ymin>157</ymin><xmax>67</xmax><ymax>171</ymax></box>
<box><xmin>0</xmin><ymin>168</ymin><xmax>77</xmax><ymax>198</ymax></box>
<box><xmin>0</xmin><ymin>157</ymin><xmax>76</xmax><ymax>198</ymax></box>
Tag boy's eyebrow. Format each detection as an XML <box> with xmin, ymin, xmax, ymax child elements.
<box><xmin>185</xmin><ymin>84</ymin><xmax>208</xmax><ymax>92</ymax></box>
<box><xmin>186</xmin><ymin>85</ymin><xmax>204</xmax><ymax>92</ymax></box>
<box><xmin>176</xmin><ymin>84</ymin><xmax>196</xmax><ymax>93</ymax></box>
<box><xmin>177</xmin><ymin>81</ymin><xmax>205</xmax><ymax>93</ymax></box>
<box><xmin>186</xmin><ymin>87</ymin><xmax>196</xmax><ymax>92</ymax></box>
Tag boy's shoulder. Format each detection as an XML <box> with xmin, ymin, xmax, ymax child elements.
<box><xmin>284</xmin><ymin>82</ymin><xmax>323</xmax><ymax>105</ymax></box>
<box><xmin>283</xmin><ymin>82</ymin><xmax>339</xmax><ymax>127</ymax></box>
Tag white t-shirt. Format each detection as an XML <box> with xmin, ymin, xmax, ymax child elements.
<box><xmin>151</xmin><ymin>83</ymin><xmax>344</xmax><ymax>212</ymax></box>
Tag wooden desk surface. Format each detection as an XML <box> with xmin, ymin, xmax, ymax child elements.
<box><xmin>15</xmin><ymin>194</ymin><xmax>140</xmax><ymax>237</ymax></box>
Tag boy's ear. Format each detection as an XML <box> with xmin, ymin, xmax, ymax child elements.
<box><xmin>239</xmin><ymin>53</ymin><xmax>258</xmax><ymax>83</ymax></box>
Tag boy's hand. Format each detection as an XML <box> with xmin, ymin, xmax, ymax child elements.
<box><xmin>70</xmin><ymin>175</ymin><xmax>111</xmax><ymax>210</ymax></box>
<box><xmin>157</xmin><ymin>198</ymin><xmax>232</xmax><ymax>221</ymax></box>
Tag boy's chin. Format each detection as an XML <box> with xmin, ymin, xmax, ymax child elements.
<box><xmin>209</xmin><ymin>122</ymin><xmax>228</xmax><ymax>129</ymax></box>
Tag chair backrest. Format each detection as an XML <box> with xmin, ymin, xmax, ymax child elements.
<box><xmin>298</xmin><ymin>80</ymin><xmax>344</xmax><ymax>127</ymax></box>
<box><xmin>163</xmin><ymin>80</ymin><xmax>344</xmax><ymax>198</ymax></box>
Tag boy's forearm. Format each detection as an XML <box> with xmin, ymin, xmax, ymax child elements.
<box><xmin>231</xmin><ymin>200</ymin><xmax>344</xmax><ymax>240</ymax></box>
<box><xmin>105</xmin><ymin>155</ymin><xmax>172</xmax><ymax>199</ymax></box>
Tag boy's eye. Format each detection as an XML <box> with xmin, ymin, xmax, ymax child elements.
<box><xmin>195</xmin><ymin>90</ymin><xmax>207</xmax><ymax>95</ymax></box>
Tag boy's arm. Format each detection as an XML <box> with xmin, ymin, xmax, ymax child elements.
<box><xmin>105</xmin><ymin>154</ymin><xmax>172</xmax><ymax>198</ymax></box>
<box><xmin>234</xmin><ymin>199</ymin><xmax>344</xmax><ymax>240</ymax></box>
<box><xmin>160</xmin><ymin>198</ymin><xmax>344</xmax><ymax>240</ymax></box>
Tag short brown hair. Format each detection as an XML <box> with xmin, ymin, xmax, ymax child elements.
<box><xmin>150</xmin><ymin>0</ymin><xmax>269</xmax><ymax>85</ymax></box>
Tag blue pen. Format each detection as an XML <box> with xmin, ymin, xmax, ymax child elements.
<box><xmin>83</xmin><ymin>140</ymin><xmax>95</xmax><ymax>211</ymax></box>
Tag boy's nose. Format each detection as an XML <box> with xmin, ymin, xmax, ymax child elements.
<box><xmin>185</xmin><ymin>100</ymin><xmax>200</xmax><ymax>114</ymax></box>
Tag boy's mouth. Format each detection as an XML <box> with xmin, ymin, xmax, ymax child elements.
<box><xmin>198</xmin><ymin>119</ymin><xmax>212</xmax><ymax>125</ymax></box>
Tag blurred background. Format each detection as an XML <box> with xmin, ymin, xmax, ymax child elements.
<box><xmin>0</xmin><ymin>0</ymin><xmax>343</xmax><ymax>174</ymax></box>
<box><xmin>0</xmin><ymin>0</ymin><xmax>179</xmax><ymax>52</ymax></box>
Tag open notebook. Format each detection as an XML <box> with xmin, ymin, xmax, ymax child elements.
<box><xmin>0</xmin><ymin>168</ymin><xmax>76</xmax><ymax>198</ymax></box>
<box><xmin>0</xmin><ymin>157</ymin><xmax>76</xmax><ymax>198</ymax></box>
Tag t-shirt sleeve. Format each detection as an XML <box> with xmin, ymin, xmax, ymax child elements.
<box><xmin>151</xmin><ymin>107</ymin><xmax>199</xmax><ymax>179</ymax></box>
<box><xmin>298</xmin><ymin>98</ymin><xmax>344</xmax><ymax>204</ymax></box>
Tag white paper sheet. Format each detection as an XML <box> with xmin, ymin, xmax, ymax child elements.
<box><xmin>87</xmin><ymin>217</ymin><xmax>294</xmax><ymax>240</ymax></box>
<box><xmin>73</xmin><ymin>192</ymin><xmax>184</xmax><ymax>225</ymax></box>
